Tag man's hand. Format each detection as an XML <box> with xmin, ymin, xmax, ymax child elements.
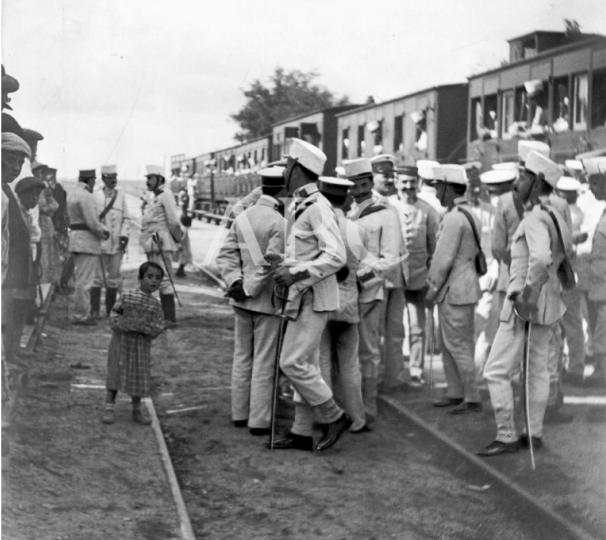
<box><xmin>574</xmin><ymin>231</ymin><xmax>588</xmax><ymax>244</ymax></box>
<box><xmin>225</xmin><ymin>280</ymin><xmax>249</xmax><ymax>302</ymax></box>
<box><xmin>512</xmin><ymin>289</ymin><xmax>537</xmax><ymax>320</ymax></box>
<box><xmin>119</xmin><ymin>236</ymin><xmax>129</xmax><ymax>251</ymax></box>
<box><xmin>273</xmin><ymin>267</ymin><xmax>295</xmax><ymax>288</ymax></box>
<box><xmin>102</xmin><ymin>229</ymin><xmax>110</xmax><ymax>240</ymax></box>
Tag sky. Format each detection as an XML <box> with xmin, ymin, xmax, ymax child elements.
<box><xmin>2</xmin><ymin>0</ymin><xmax>605</xmax><ymax>179</ymax></box>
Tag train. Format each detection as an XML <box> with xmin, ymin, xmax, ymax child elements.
<box><xmin>171</xmin><ymin>28</ymin><xmax>606</xmax><ymax>217</ymax></box>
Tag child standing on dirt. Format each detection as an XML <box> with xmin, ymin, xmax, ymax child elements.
<box><xmin>102</xmin><ymin>261</ymin><xmax>165</xmax><ymax>425</ymax></box>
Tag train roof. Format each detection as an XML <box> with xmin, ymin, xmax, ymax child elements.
<box><xmin>271</xmin><ymin>104</ymin><xmax>361</xmax><ymax>127</ymax></box>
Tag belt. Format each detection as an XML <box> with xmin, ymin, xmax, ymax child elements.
<box><xmin>68</xmin><ymin>223</ymin><xmax>90</xmax><ymax>231</ymax></box>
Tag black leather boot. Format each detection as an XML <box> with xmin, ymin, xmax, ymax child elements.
<box><xmin>90</xmin><ymin>287</ymin><xmax>101</xmax><ymax>318</ymax></box>
<box><xmin>160</xmin><ymin>294</ymin><xmax>177</xmax><ymax>327</ymax></box>
<box><xmin>105</xmin><ymin>288</ymin><xmax>118</xmax><ymax>315</ymax></box>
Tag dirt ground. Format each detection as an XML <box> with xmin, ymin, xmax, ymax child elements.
<box><xmin>2</xmin><ymin>266</ymin><xmax>603</xmax><ymax>540</ymax></box>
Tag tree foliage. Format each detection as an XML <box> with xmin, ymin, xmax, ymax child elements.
<box><xmin>231</xmin><ymin>67</ymin><xmax>349</xmax><ymax>142</ymax></box>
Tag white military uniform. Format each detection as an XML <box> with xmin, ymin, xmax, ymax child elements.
<box><xmin>484</xmin><ymin>196</ymin><xmax>571</xmax><ymax>442</ymax></box>
<box><xmin>140</xmin><ymin>184</ymin><xmax>181</xmax><ymax>295</ymax></box>
<box><xmin>93</xmin><ymin>186</ymin><xmax>130</xmax><ymax>289</ymax></box>
<box><xmin>216</xmin><ymin>194</ymin><xmax>285</xmax><ymax>429</ymax></box>
<box><xmin>67</xmin><ymin>182</ymin><xmax>108</xmax><ymax>322</ymax></box>
<box><xmin>588</xmin><ymin>208</ymin><xmax>606</xmax><ymax>381</ymax></box>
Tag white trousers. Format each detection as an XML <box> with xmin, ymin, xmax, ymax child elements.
<box><xmin>70</xmin><ymin>254</ymin><xmax>100</xmax><ymax>322</ymax></box>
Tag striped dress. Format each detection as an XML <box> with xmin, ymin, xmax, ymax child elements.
<box><xmin>106</xmin><ymin>289</ymin><xmax>164</xmax><ymax>397</ymax></box>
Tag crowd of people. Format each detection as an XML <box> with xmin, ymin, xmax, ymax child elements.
<box><xmin>2</xmin><ymin>65</ymin><xmax>68</xmax><ymax>370</ymax></box>
<box><xmin>216</xmin><ymin>136</ymin><xmax>606</xmax><ymax>455</ymax></box>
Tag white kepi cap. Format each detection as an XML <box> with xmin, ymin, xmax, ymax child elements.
<box><xmin>416</xmin><ymin>159</ymin><xmax>440</xmax><ymax>180</ymax></box>
<box><xmin>582</xmin><ymin>157</ymin><xmax>606</xmax><ymax>176</ymax></box>
<box><xmin>343</xmin><ymin>158</ymin><xmax>372</xmax><ymax>179</ymax></box>
<box><xmin>525</xmin><ymin>151</ymin><xmax>562</xmax><ymax>188</ymax></box>
<box><xmin>565</xmin><ymin>159</ymin><xmax>583</xmax><ymax>172</ymax></box>
<box><xmin>101</xmin><ymin>164</ymin><xmax>117</xmax><ymax>175</ymax></box>
<box><xmin>146</xmin><ymin>164</ymin><xmax>164</xmax><ymax>176</ymax></box>
<box><xmin>318</xmin><ymin>176</ymin><xmax>354</xmax><ymax>196</ymax></box>
<box><xmin>556</xmin><ymin>176</ymin><xmax>581</xmax><ymax>192</ymax></box>
<box><xmin>288</xmin><ymin>137</ymin><xmax>326</xmax><ymax>176</ymax></box>
<box><xmin>480</xmin><ymin>169</ymin><xmax>516</xmax><ymax>184</ymax></box>
<box><xmin>432</xmin><ymin>164</ymin><xmax>468</xmax><ymax>185</ymax></box>
<box><xmin>519</xmin><ymin>140</ymin><xmax>550</xmax><ymax>163</ymax></box>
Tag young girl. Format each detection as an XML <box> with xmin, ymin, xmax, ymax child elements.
<box><xmin>102</xmin><ymin>261</ymin><xmax>165</xmax><ymax>425</ymax></box>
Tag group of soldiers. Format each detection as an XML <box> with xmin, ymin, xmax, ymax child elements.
<box><xmin>216</xmin><ymin>136</ymin><xmax>606</xmax><ymax>455</ymax></box>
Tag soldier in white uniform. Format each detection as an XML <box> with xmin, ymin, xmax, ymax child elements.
<box><xmin>394</xmin><ymin>165</ymin><xmax>440</xmax><ymax>387</ymax></box>
<box><xmin>478</xmin><ymin>151</ymin><xmax>572</xmax><ymax>456</ymax></box>
<box><xmin>425</xmin><ymin>165</ymin><xmax>483</xmax><ymax>414</ymax></box>
<box><xmin>216</xmin><ymin>166</ymin><xmax>286</xmax><ymax>435</ymax></box>
<box><xmin>318</xmin><ymin>175</ymin><xmax>368</xmax><ymax>433</ymax></box>
<box><xmin>346</xmin><ymin>158</ymin><xmax>401</xmax><ymax>420</ymax></box>
<box><xmin>91</xmin><ymin>165</ymin><xmax>130</xmax><ymax>317</ymax></box>
<box><xmin>66</xmin><ymin>169</ymin><xmax>109</xmax><ymax>325</ymax></box>
<box><xmin>268</xmin><ymin>138</ymin><xmax>349</xmax><ymax>452</ymax></box>
<box><xmin>140</xmin><ymin>165</ymin><xmax>182</xmax><ymax>325</ymax></box>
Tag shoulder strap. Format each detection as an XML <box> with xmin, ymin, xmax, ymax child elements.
<box><xmin>99</xmin><ymin>190</ymin><xmax>119</xmax><ymax>221</ymax></box>
<box><xmin>539</xmin><ymin>204</ymin><xmax>568</xmax><ymax>256</ymax></box>
<box><xmin>457</xmin><ymin>206</ymin><xmax>482</xmax><ymax>252</ymax></box>
<box><xmin>294</xmin><ymin>199</ymin><xmax>316</xmax><ymax>221</ymax></box>
<box><xmin>512</xmin><ymin>192</ymin><xmax>525</xmax><ymax>221</ymax></box>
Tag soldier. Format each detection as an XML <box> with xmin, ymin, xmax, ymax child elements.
<box><xmin>66</xmin><ymin>169</ymin><xmax>109</xmax><ymax>325</ymax></box>
<box><xmin>91</xmin><ymin>165</ymin><xmax>131</xmax><ymax>317</ymax></box>
<box><xmin>317</xmin><ymin>175</ymin><xmax>368</xmax><ymax>433</ymax></box>
<box><xmin>140</xmin><ymin>165</ymin><xmax>182</xmax><ymax>326</ymax></box>
<box><xmin>478</xmin><ymin>151</ymin><xmax>572</xmax><ymax>456</ymax></box>
<box><xmin>268</xmin><ymin>138</ymin><xmax>349</xmax><ymax>452</ymax></box>
<box><xmin>368</xmin><ymin>154</ymin><xmax>408</xmax><ymax>393</ymax></box>
<box><xmin>583</xmin><ymin>156</ymin><xmax>606</xmax><ymax>389</ymax></box>
<box><xmin>346</xmin><ymin>157</ymin><xmax>401</xmax><ymax>420</ymax></box>
<box><xmin>425</xmin><ymin>165</ymin><xmax>483</xmax><ymax>414</ymax></box>
<box><xmin>216</xmin><ymin>166</ymin><xmax>286</xmax><ymax>435</ymax></box>
<box><xmin>416</xmin><ymin>159</ymin><xmax>444</xmax><ymax>216</ymax></box>
<box><xmin>394</xmin><ymin>165</ymin><xmax>440</xmax><ymax>387</ymax></box>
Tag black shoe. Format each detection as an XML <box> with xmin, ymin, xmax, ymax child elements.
<box><xmin>266</xmin><ymin>432</ymin><xmax>313</xmax><ymax>451</ymax></box>
<box><xmin>233</xmin><ymin>420</ymin><xmax>248</xmax><ymax>428</ymax></box>
<box><xmin>350</xmin><ymin>424</ymin><xmax>371</xmax><ymax>434</ymax></box>
<box><xmin>407</xmin><ymin>376</ymin><xmax>425</xmax><ymax>389</ymax></box>
<box><xmin>249</xmin><ymin>427</ymin><xmax>271</xmax><ymax>436</ymax></box>
<box><xmin>450</xmin><ymin>401</ymin><xmax>482</xmax><ymax>415</ymax></box>
<box><xmin>317</xmin><ymin>414</ymin><xmax>352</xmax><ymax>451</ymax></box>
<box><xmin>518</xmin><ymin>433</ymin><xmax>543</xmax><ymax>450</ymax></box>
<box><xmin>432</xmin><ymin>397</ymin><xmax>464</xmax><ymax>408</ymax></box>
<box><xmin>476</xmin><ymin>440</ymin><xmax>521</xmax><ymax>457</ymax></box>
<box><xmin>543</xmin><ymin>409</ymin><xmax>574</xmax><ymax>424</ymax></box>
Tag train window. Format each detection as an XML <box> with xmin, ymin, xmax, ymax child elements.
<box><xmin>501</xmin><ymin>91</ymin><xmax>515</xmax><ymax>139</ymax></box>
<box><xmin>552</xmin><ymin>76</ymin><xmax>570</xmax><ymax>133</ymax></box>
<box><xmin>357</xmin><ymin>125</ymin><xmax>365</xmax><ymax>156</ymax></box>
<box><xmin>470</xmin><ymin>97</ymin><xmax>482</xmax><ymax>141</ymax></box>
<box><xmin>484</xmin><ymin>94</ymin><xmax>498</xmax><ymax>139</ymax></box>
<box><xmin>370</xmin><ymin>119</ymin><xmax>383</xmax><ymax>154</ymax></box>
<box><xmin>573</xmin><ymin>73</ymin><xmax>588</xmax><ymax>130</ymax></box>
<box><xmin>591</xmin><ymin>69</ymin><xmax>606</xmax><ymax>129</ymax></box>
<box><xmin>393</xmin><ymin>115</ymin><xmax>404</xmax><ymax>155</ymax></box>
<box><xmin>342</xmin><ymin>128</ymin><xmax>350</xmax><ymax>160</ymax></box>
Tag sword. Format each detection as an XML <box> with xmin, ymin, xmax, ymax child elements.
<box><xmin>428</xmin><ymin>305</ymin><xmax>435</xmax><ymax>397</ymax></box>
<box><xmin>514</xmin><ymin>304</ymin><xmax>536</xmax><ymax>471</ymax></box>
<box><xmin>99</xmin><ymin>254</ymin><xmax>108</xmax><ymax>289</ymax></box>
<box><xmin>152</xmin><ymin>232</ymin><xmax>182</xmax><ymax>307</ymax></box>
<box><xmin>269</xmin><ymin>284</ymin><xmax>289</xmax><ymax>449</ymax></box>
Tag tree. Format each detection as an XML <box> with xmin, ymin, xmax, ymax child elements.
<box><xmin>231</xmin><ymin>67</ymin><xmax>349</xmax><ymax>142</ymax></box>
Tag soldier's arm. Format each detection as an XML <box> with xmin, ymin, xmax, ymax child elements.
<box><xmin>425</xmin><ymin>213</ymin><xmax>463</xmax><ymax>302</ymax></box>
<box><xmin>81</xmin><ymin>193</ymin><xmax>108</xmax><ymax>239</ymax></box>
<box><xmin>216</xmin><ymin>221</ymin><xmax>243</xmax><ymax>287</ymax></box>
<box><xmin>521</xmin><ymin>213</ymin><xmax>552</xmax><ymax>306</ymax></box>
<box><xmin>491</xmin><ymin>197</ymin><xmax>508</xmax><ymax>264</ymax></box>
<box><xmin>160</xmin><ymin>190</ymin><xmax>181</xmax><ymax>229</ymax></box>
<box><xmin>119</xmin><ymin>193</ymin><xmax>131</xmax><ymax>238</ymax></box>
<box><xmin>426</xmin><ymin>205</ymin><xmax>440</xmax><ymax>260</ymax></box>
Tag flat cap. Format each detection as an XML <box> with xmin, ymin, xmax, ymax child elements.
<box><xmin>288</xmin><ymin>138</ymin><xmax>326</xmax><ymax>176</ymax></box>
<box><xmin>318</xmin><ymin>176</ymin><xmax>354</xmax><ymax>196</ymax></box>
<box><xmin>480</xmin><ymin>169</ymin><xmax>516</xmax><ymax>184</ymax></box>
<box><xmin>79</xmin><ymin>169</ymin><xmax>96</xmax><ymax>179</ymax></box>
<box><xmin>556</xmin><ymin>176</ymin><xmax>581</xmax><ymax>192</ymax></box>
<box><xmin>343</xmin><ymin>158</ymin><xmax>372</xmax><ymax>180</ymax></box>
<box><xmin>416</xmin><ymin>159</ymin><xmax>440</xmax><ymax>180</ymax></box>
<box><xmin>146</xmin><ymin>165</ymin><xmax>164</xmax><ymax>176</ymax></box>
<box><xmin>525</xmin><ymin>151</ymin><xmax>562</xmax><ymax>188</ymax></box>
<box><xmin>101</xmin><ymin>164</ymin><xmax>117</xmax><ymax>175</ymax></box>
<box><xmin>1</xmin><ymin>132</ymin><xmax>31</xmax><ymax>158</ymax></box>
<box><xmin>432</xmin><ymin>164</ymin><xmax>468</xmax><ymax>185</ymax></box>
<box><xmin>258</xmin><ymin>166</ymin><xmax>286</xmax><ymax>187</ymax></box>
<box><xmin>22</xmin><ymin>128</ymin><xmax>43</xmax><ymax>143</ymax></box>
<box><xmin>15</xmin><ymin>176</ymin><xmax>45</xmax><ymax>194</ymax></box>
<box><xmin>519</xmin><ymin>140</ymin><xmax>550</xmax><ymax>163</ymax></box>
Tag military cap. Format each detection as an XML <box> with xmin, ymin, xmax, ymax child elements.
<box><xmin>519</xmin><ymin>140</ymin><xmax>550</xmax><ymax>163</ymax></box>
<box><xmin>1</xmin><ymin>132</ymin><xmax>31</xmax><ymax>158</ymax></box>
<box><xmin>318</xmin><ymin>176</ymin><xmax>354</xmax><ymax>196</ymax></box>
<box><xmin>79</xmin><ymin>169</ymin><xmax>96</xmax><ymax>179</ymax></box>
<box><xmin>432</xmin><ymin>164</ymin><xmax>468</xmax><ymax>185</ymax></box>
<box><xmin>556</xmin><ymin>176</ymin><xmax>581</xmax><ymax>192</ymax></box>
<box><xmin>416</xmin><ymin>159</ymin><xmax>440</xmax><ymax>180</ymax></box>
<box><xmin>565</xmin><ymin>159</ymin><xmax>583</xmax><ymax>172</ymax></box>
<box><xmin>582</xmin><ymin>157</ymin><xmax>606</xmax><ymax>177</ymax></box>
<box><xmin>396</xmin><ymin>165</ymin><xmax>418</xmax><ymax>180</ymax></box>
<box><xmin>524</xmin><ymin>151</ymin><xmax>562</xmax><ymax>188</ymax></box>
<box><xmin>258</xmin><ymin>166</ymin><xmax>286</xmax><ymax>187</ymax></box>
<box><xmin>22</xmin><ymin>128</ymin><xmax>43</xmax><ymax>143</ymax></box>
<box><xmin>288</xmin><ymin>138</ymin><xmax>326</xmax><ymax>176</ymax></box>
<box><xmin>146</xmin><ymin>165</ymin><xmax>164</xmax><ymax>176</ymax></box>
<box><xmin>369</xmin><ymin>154</ymin><xmax>396</xmax><ymax>174</ymax></box>
<box><xmin>480</xmin><ymin>169</ymin><xmax>516</xmax><ymax>184</ymax></box>
<box><xmin>492</xmin><ymin>162</ymin><xmax>519</xmax><ymax>173</ymax></box>
<box><xmin>15</xmin><ymin>176</ymin><xmax>45</xmax><ymax>195</ymax></box>
<box><xmin>343</xmin><ymin>158</ymin><xmax>373</xmax><ymax>180</ymax></box>
<box><xmin>101</xmin><ymin>164</ymin><xmax>117</xmax><ymax>176</ymax></box>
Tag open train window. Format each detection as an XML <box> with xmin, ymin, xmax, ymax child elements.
<box><xmin>591</xmin><ymin>69</ymin><xmax>606</xmax><ymax>128</ymax></box>
<box><xmin>552</xmin><ymin>76</ymin><xmax>570</xmax><ymax>133</ymax></box>
<box><xmin>393</xmin><ymin>114</ymin><xmax>404</xmax><ymax>154</ymax></box>
<box><xmin>341</xmin><ymin>128</ymin><xmax>350</xmax><ymax>160</ymax></box>
<box><xmin>470</xmin><ymin>97</ymin><xmax>482</xmax><ymax>141</ymax></box>
<box><xmin>501</xmin><ymin>91</ymin><xmax>515</xmax><ymax>139</ymax></box>
<box><xmin>484</xmin><ymin>94</ymin><xmax>498</xmax><ymax>139</ymax></box>
<box><xmin>573</xmin><ymin>73</ymin><xmax>588</xmax><ymax>130</ymax></box>
<box><xmin>357</xmin><ymin>124</ymin><xmax>365</xmax><ymax>156</ymax></box>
